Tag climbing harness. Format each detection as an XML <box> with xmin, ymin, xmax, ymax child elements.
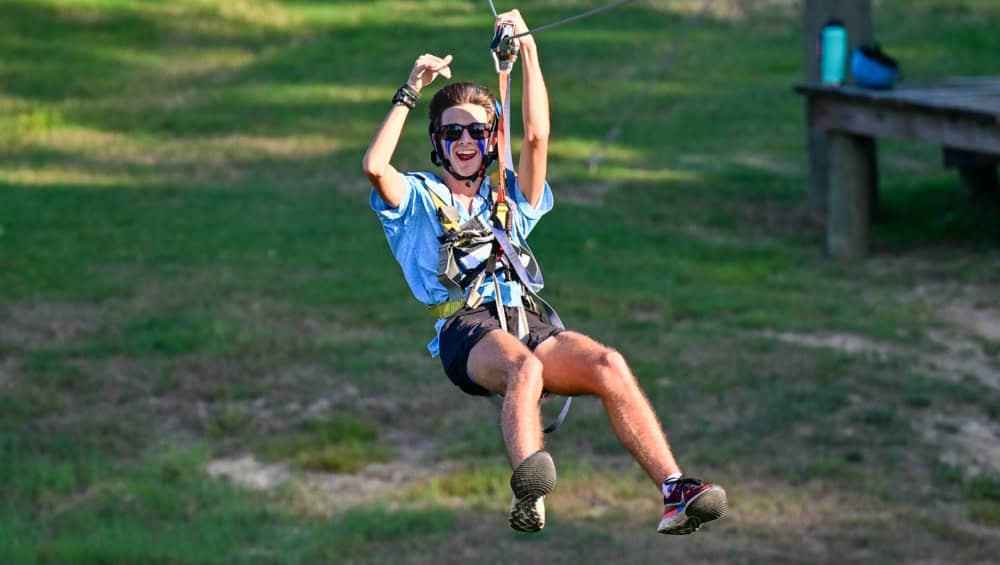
<box><xmin>425</xmin><ymin>2</ymin><xmax>643</xmax><ymax>433</ymax></box>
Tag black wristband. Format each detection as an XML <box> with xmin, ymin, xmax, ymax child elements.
<box><xmin>400</xmin><ymin>84</ymin><xmax>420</xmax><ymax>99</ymax></box>
<box><xmin>392</xmin><ymin>85</ymin><xmax>419</xmax><ymax>109</ymax></box>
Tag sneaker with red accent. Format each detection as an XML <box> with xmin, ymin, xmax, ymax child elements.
<box><xmin>657</xmin><ymin>476</ymin><xmax>728</xmax><ymax>535</ymax></box>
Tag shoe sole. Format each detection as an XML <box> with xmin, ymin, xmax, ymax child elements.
<box><xmin>509</xmin><ymin>451</ymin><xmax>557</xmax><ymax>533</ymax></box>
<box><xmin>658</xmin><ymin>485</ymin><xmax>728</xmax><ymax>535</ymax></box>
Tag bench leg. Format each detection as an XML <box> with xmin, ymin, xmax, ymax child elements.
<box><xmin>943</xmin><ymin>147</ymin><xmax>999</xmax><ymax>200</ymax></box>
<box><xmin>827</xmin><ymin>132</ymin><xmax>876</xmax><ymax>259</ymax></box>
<box><xmin>806</xmin><ymin>95</ymin><xmax>879</xmax><ymax>220</ymax></box>
<box><xmin>806</xmin><ymin>124</ymin><xmax>830</xmax><ymax>214</ymax></box>
<box><xmin>957</xmin><ymin>166</ymin><xmax>999</xmax><ymax>198</ymax></box>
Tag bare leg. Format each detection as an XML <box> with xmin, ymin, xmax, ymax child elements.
<box><xmin>468</xmin><ymin>329</ymin><xmax>724</xmax><ymax>535</ymax></box>
<box><xmin>466</xmin><ymin>329</ymin><xmax>545</xmax><ymax>467</ymax></box>
<box><xmin>533</xmin><ymin>331</ymin><xmax>681</xmax><ymax>486</ymax></box>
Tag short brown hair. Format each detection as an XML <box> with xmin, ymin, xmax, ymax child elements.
<box><xmin>428</xmin><ymin>82</ymin><xmax>496</xmax><ymax>132</ymax></box>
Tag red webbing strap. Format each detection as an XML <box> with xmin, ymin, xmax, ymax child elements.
<box><xmin>493</xmin><ymin>69</ymin><xmax>511</xmax><ymax>231</ymax></box>
<box><xmin>488</xmin><ymin>26</ymin><xmax>571</xmax><ymax>435</ymax></box>
<box><xmin>496</xmin><ymin>71</ymin><xmax>507</xmax><ymax>202</ymax></box>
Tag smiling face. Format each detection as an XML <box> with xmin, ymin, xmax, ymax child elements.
<box><xmin>436</xmin><ymin>103</ymin><xmax>491</xmax><ymax>179</ymax></box>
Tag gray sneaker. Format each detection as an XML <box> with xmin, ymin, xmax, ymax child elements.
<box><xmin>508</xmin><ymin>450</ymin><xmax>557</xmax><ymax>533</ymax></box>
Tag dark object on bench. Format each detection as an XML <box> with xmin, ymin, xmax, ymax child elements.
<box><xmin>851</xmin><ymin>44</ymin><xmax>899</xmax><ymax>90</ymax></box>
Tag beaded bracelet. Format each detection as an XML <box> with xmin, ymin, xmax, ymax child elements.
<box><xmin>391</xmin><ymin>84</ymin><xmax>419</xmax><ymax>109</ymax></box>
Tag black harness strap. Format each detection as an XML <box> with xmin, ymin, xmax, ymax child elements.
<box><xmin>491</xmin><ymin>224</ymin><xmax>572</xmax><ymax>433</ymax></box>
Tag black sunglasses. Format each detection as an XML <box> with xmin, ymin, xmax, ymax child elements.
<box><xmin>438</xmin><ymin>122</ymin><xmax>489</xmax><ymax>141</ymax></box>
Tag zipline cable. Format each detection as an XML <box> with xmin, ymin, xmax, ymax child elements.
<box><xmin>486</xmin><ymin>0</ymin><xmax>639</xmax><ymax>41</ymax></box>
<box><xmin>506</xmin><ymin>0</ymin><xmax>639</xmax><ymax>40</ymax></box>
<box><xmin>486</xmin><ymin>1</ymin><xmax>715</xmax><ymax>172</ymax></box>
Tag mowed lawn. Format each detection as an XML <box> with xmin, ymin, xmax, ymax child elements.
<box><xmin>1</xmin><ymin>1</ymin><xmax>999</xmax><ymax>563</ymax></box>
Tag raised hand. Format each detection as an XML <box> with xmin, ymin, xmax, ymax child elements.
<box><xmin>406</xmin><ymin>53</ymin><xmax>453</xmax><ymax>93</ymax></box>
<box><xmin>496</xmin><ymin>9</ymin><xmax>534</xmax><ymax>50</ymax></box>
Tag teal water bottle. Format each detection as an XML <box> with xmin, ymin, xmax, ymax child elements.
<box><xmin>820</xmin><ymin>19</ymin><xmax>847</xmax><ymax>85</ymax></box>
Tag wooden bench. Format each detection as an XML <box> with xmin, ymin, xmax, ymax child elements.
<box><xmin>799</xmin><ymin>0</ymin><xmax>1000</xmax><ymax>258</ymax></box>
<box><xmin>797</xmin><ymin>79</ymin><xmax>1000</xmax><ymax>258</ymax></box>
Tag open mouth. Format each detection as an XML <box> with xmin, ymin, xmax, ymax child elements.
<box><xmin>455</xmin><ymin>150</ymin><xmax>478</xmax><ymax>162</ymax></box>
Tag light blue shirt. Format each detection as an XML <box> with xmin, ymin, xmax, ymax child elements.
<box><xmin>370</xmin><ymin>170</ymin><xmax>553</xmax><ymax>357</ymax></box>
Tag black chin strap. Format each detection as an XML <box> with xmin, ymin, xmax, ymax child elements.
<box><xmin>447</xmin><ymin>159</ymin><xmax>485</xmax><ymax>183</ymax></box>
<box><xmin>431</xmin><ymin>144</ymin><xmax>483</xmax><ymax>184</ymax></box>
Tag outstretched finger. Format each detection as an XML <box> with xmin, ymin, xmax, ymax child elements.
<box><xmin>432</xmin><ymin>54</ymin><xmax>453</xmax><ymax>79</ymax></box>
<box><xmin>416</xmin><ymin>53</ymin><xmax>438</xmax><ymax>69</ymax></box>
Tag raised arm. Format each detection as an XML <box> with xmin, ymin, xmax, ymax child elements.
<box><xmin>362</xmin><ymin>54</ymin><xmax>453</xmax><ymax>208</ymax></box>
<box><xmin>500</xmin><ymin>10</ymin><xmax>550</xmax><ymax>208</ymax></box>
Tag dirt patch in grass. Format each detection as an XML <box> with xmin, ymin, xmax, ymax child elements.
<box><xmin>914</xmin><ymin>281</ymin><xmax>1000</xmax><ymax>390</ymax></box>
<box><xmin>157</xmin><ymin>359</ymin><xmax>364</xmax><ymax>440</ymax></box>
<box><xmin>939</xmin><ymin>298</ymin><xmax>1000</xmax><ymax>342</ymax></box>
<box><xmin>921</xmin><ymin>413</ymin><xmax>1000</xmax><ymax>476</ymax></box>
<box><xmin>195</xmin><ymin>360</ymin><xmax>505</xmax><ymax>515</ymax></box>
<box><xmin>286</xmin><ymin>457</ymin><xmax>459</xmax><ymax>516</ymax></box>
<box><xmin>0</xmin><ymin>303</ymin><xmax>104</xmax><ymax>349</ymax></box>
<box><xmin>206</xmin><ymin>455</ymin><xmax>291</xmax><ymax>491</ymax></box>
<box><xmin>911</xmin><ymin>282</ymin><xmax>1000</xmax><ymax>336</ymax></box>
<box><xmin>759</xmin><ymin>322</ymin><xmax>999</xmax><ymax>482</ymax></box>
<box><xmin>0</xmin><ymin>357</ymin><xmax>18</xmax><ymax>388</ymax></box>
<box><xmin>204</xmin><ymin>373</ymin><xmax>518</xmax><ymax>516</ymax></box>
<box><xmin>925</xmin><ymin>329</ymin><xmax>1000</xmax><ymax>391</ymax></box>
<box><xmin>764</xmin><ymin>324</ymin><xmax>999</xmax><ymax>392</ymax></box>
<box><xmin>762</xmin><ymin>330</ymin><xmax>895</xmax><ymax>361</ymax></box>
<box><xmin>208</xmin><ymin>438</ymin><xmax>455</xmax><ymax>517</ymax></box>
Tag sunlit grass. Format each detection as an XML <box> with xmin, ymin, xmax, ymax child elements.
<box><xmin>0</xmin><ymin>167</ymin><xmax>137</xmax><ymax>187</ymax></box>
<box><xmin>226</xmin><ymin>83</ymin><xmax>387</xmax><ymax>105</ymax></box>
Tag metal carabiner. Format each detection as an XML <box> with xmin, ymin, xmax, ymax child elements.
<box><xmin>490</xmin><ymin>22</ymin><xmax>520</xmax><ymax>73</ymax></box>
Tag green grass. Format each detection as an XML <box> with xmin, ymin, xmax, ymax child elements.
<box><xmin>258</xmin><ymin>414</ymin><xmax>396</xmax><ymax>473</ymax></box>
<box><xmin>0</xmin><ymin>437</ymin><xmax>453</xmax><ymax>563</ymax></box>
<box><xmin>965</xmin><ymin>475</ymin><xmax>1000</xmax><ymax>526</ymax></box>
<box><xmin>2</xmin><ymin>0</ymin><xmax>1000</xmax><ymax>563</ymax></box>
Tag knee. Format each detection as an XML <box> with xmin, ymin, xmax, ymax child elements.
<box><xmin>592</xmin><ymin>348</ymin><xmax>635</xmax><ymax>394</ymax></box>
<box><xmin>505</xmin><ymin>353</ymin><xmax>544</xmax><ymax>392</ymax></box>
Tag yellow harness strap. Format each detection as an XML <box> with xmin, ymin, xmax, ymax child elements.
<box><xmin>426</xmin><ymin>187</ymin><xmax>461</xmax><ymax>235</ymax></box>
<box><xmin>426</xmin><ymin>185</ymin><xmax>474</xmax><ymax>319</ymax></box>
<box><xmin>427</xmin><ymin>300</ymin><xmax>465</xmax><ymax>319</ymax></box>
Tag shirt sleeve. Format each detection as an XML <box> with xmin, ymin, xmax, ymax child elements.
<box><xmin>369</xmin><ymin>174</ymin><xmax>423</xmax><ymax>239</ymax></box>
<box><xmin>506</xmin><ymin>169</ymin><xmax>553</xmax><ymax>238</ymax></box>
